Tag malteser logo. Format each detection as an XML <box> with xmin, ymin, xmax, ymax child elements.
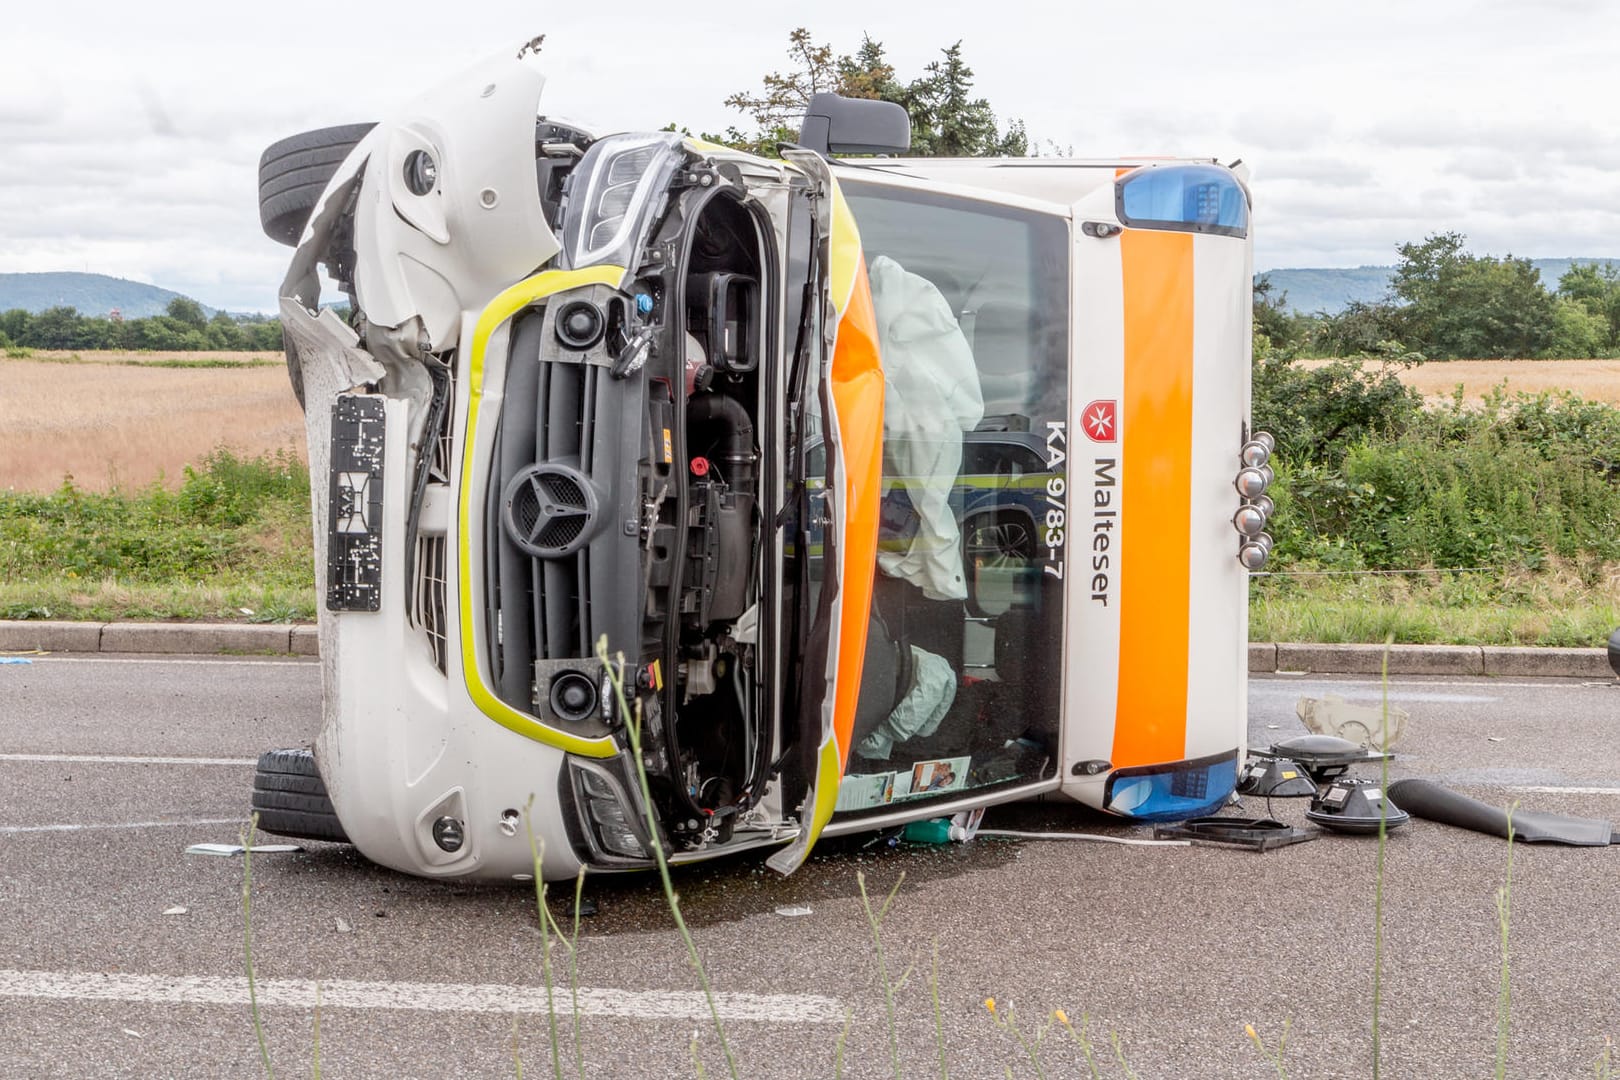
<box><xmin>1082</xmin><ymin>400</ymin><xmax>1117</xmax><ymax>442</ymax></box>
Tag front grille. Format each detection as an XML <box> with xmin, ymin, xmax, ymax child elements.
<box><xmin>487</xmin><ymin>313</ymin><xmax>601</xmax><ymax>711</ymax></box>
<box><xmin>412</xmin><ymin>533</ymin><xmax>449</xmax><ymax>670</ymax></box>
<box><xmin>481</xmin><ymin>296</ymin><xmax>645</xmax><ymax>733</ymax></box>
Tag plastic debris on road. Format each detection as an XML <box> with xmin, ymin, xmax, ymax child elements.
<box><xmin>335</xmin><ymin>916</ymin><xmax>352</xmax><ymax>933</ymax></box>
<box><xmin>774</xmin><ymin>905</ymin><xmax>814</xmax><ymax>917</ymax></box>
<box><xmin>0</xmin><ymin>658</ymin><xmax>33</xmax><ymax>665</ymax></box>
<box><xmin>1297</xmin><ymin>694</ymin><xmax>1409</xmax><ymax>750</ymax></box>
<box><xmin>186</xmin><ymin>842</ymin><xmax>304</xmax><ymax>857</ymax></box>
<box><xmin>162</xmin><ymin>905</ymin><xmax>188</xmax><ymax>916</ymax></box>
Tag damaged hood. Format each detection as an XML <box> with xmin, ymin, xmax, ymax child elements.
<box><xmin>282</xmin><ymin>48</ymin><xmax>561</xmax><ymax>352</ymax></box>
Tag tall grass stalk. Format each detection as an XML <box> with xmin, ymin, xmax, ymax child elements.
<box><xmin>985</xmin><ymin>1000</ymin><xmax>1048</xmax><ymax>1080</ymax></box>
<box><xmin>597</xmin><ymin>637</ymin><xmax>739</xmax><ymax>1080</ymax></box>
<box><xmin>1245</xmin><ymin>1019</ymin><xmax>1291</xmax><ymax>1078</ymax></box>
<box><xmin>512</xmin><ymin>1014</ymin><xmax>524</xmax><ymax>1079</ymax></box>
<box><xmin>833</xmin><ymin>1010</ymin><xmax>854</xmax><ymax>1079</ymax></box>
<box><xmin>929</xmin><ymin>941</ymin><xmax>949</xmax><ymax>1079</ymax></box>
<box><xmin>1110</xmin><ymin>1030</ymin><xmax>1140</xmax><ymax>1080</ymax></box>
<box><xmin>241</xmin><ymin>812</ymin><xmax>275</xmax><ymax>1079</ymax></box>
<box><xmin>312</xmin><ymin>981</ymin><xmax>321</xmax><ymax>1080</ymax></box>
<box><xmin>528</xmin><ymin>865</ymin><xmax>590</xmax><ymax>1079</ymax></box>
<box><xmin>1495</xmin><ymin>803</ymin><xmax>1518</xmax><ymax>1080</ymax></box>
<box><xmin>566</xmin><ymin>871</ymin><xmax>587</xmax><ymax>1077</ymax></box>
<box><xmin>1371</xmin><ymin>637</ymin><xmax>1392</xmax><ymax>1079</ymax></box>
<box><xmin>522</xmin><ymin>811</ymin><xmax>565</xmax><ymax>1080</ymax></box>
<box><xmin>856</xmin><ymin>870</ymin><xmax>907</xmax><ymax>1079</ymax></box>
<box><xmin>1056</xmin><ymin>1011</ymin><xmax>1102</xmax><ymax>1080</ymax></box>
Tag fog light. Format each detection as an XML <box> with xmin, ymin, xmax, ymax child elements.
<box><xmin>1235</xmin><ymin>467</ymin><xmax>1269</xmax><ymax>499</ymax></box>
<box><xmin>431</xmin><ymin>816</ymin><xmax>465</xmax><ymax>852</ymax></box>
<box><xmin>1240</xmin><ymin>440</ymin><xmax>1270</xmax><ymax>469</ymax></box>
<box><xmin>403</xmin><ymin>150</ymin><xmax>438</xmax><ymax>196</ymax></box>
<box><xmin>1233</xmin><ymin>505</ymin><xmax>1266</xmax><ymax>537</ymax></box>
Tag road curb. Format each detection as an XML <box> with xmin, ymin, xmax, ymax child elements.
<box><xmin>1</xmin><ymin>621</ymin><xmax>1615</xmax><ymax>678</ymax></box>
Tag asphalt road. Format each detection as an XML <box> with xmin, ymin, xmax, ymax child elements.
<box><xmin>1</xmin><ymin>656</ymin><xmax>1617</xmax><ymax>1078</ymax></box>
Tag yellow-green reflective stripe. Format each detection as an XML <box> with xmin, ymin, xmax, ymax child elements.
<box><xmin>457</xmin><ymin>265</ymin><xmax>627</xmax><ymax>757</ymax></box>
<box><xmin>794</xmin><ymin>735</ymin><xmax>845</xmax><ymax>865</ymax></box>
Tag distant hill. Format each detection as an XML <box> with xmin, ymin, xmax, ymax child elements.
<box><xmin>1260</xmin><ymin>258</ymin><xmax>1620</xmax><ymax>315</ymax></box>
<box><xmin>0</xmin><ymin>272</ymin><xmax>215</xmax><ymax>319</ymax></box>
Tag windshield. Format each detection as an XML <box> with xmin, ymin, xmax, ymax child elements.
<box><xmin>829</xmin><ymin>179</ymin><xmax>1071</xmax><ymax>816</ymax></box>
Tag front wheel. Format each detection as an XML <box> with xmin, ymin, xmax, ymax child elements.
<box><xmin>250</xmin><ymin>747</ymin><xmax>349</xmax><ymax>844</ymax></box>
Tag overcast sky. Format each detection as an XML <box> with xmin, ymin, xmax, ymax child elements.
<box><xmin>4</xmin><ymin>0</ymin><xmax>1619</xmax><ymax>312</ymax></box>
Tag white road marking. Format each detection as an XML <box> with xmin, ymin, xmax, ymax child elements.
<box><xmin>1255</xmin><ymin>677</ymin><xmax>1609</xmax><ymax>691</ymax></box>
<box><xmin>0</xmin><ymin>970</ymin><xmax>844</xmax><ymax>1024</ymax></box>
<box><xmin>30</xmin><ymin>657</ymin><xmax>312</xmax><ymax>667</ymax></box>
<box><xmin>0</xmin><ymin>753</ymin><xmax>255</xmax><ymax>766</ymax></box>
<box><xmin>1509</xmin><ymin>786</ymin><xmax>1620</xmax><ymax>796</ymax></box>
<box><xmin>0</xmin><ymin>818</ymin><xmax>245</xmax><ymax>835</ymax></box>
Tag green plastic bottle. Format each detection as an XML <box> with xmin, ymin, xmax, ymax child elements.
<box><xmin>903</xmin><ymin>818</ymin><xmax>956</xmax><ymax>844</ymax></box>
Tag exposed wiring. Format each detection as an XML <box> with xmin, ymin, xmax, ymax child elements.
<box><xmin>975</xmin><ymin>829</ymin><xmax>1190</xmax><ymax>848</ymax></box>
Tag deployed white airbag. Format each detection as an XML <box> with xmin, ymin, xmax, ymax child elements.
<box><xmin>868</xmin><ymin>255</ymin><xmax>985</xmax><ymax>601</ymax></box>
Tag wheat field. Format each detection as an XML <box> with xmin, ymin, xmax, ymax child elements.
<box><xmin>3</xmin><ymin>352</ymin><xmax>1616</xmax><ymax>492</ymax></box>
<box><xmin>1301</xmin><ymin>357</ymin><xmax>1620</xmax><ymax>405</ymax></box>
<box><xmin>2</xmin><ymin>353</ymin><xmax>304</xmax><ymax>492</ymax></box>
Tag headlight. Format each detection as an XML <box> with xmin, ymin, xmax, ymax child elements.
<box><xmin>569</xmin><ymin>762</ymin><xmax>649</xmax><ymax>860</ymax></box>
<box><xmin>559</xmin><ymin>132</ymin><xmax>685</xmax><ymax>270</ymax></box>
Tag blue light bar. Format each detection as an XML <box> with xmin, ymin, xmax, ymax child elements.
<box><xmin>1104</xmin><ymin>752</ymin><xmax>1239</xmax><ymax>822</ymax></box>
<box><xmin>1116</xmin><ymin>165</ymin><xmax>1249</xmax><ymax>238</ymax></box>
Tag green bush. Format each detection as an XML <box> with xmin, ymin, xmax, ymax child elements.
<box><xmin>1252</xmin><ymin>354</ymin><xmax>1423</xmax><ymax>465</ymax></box>
<box><xmin>0</xmin><ymin>449</ymin><xmax>310</xmax><ymax>585</ymax></box>
<box><xmin>1265</xmin><ymin>379</ymin><xmax>1620</xmax><ymax>572</ymax></box>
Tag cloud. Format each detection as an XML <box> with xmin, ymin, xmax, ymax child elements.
<box><xmin>4</xmin><ymin>1</ymin><xmax>1620</xmax><ymax>308</ymax></box>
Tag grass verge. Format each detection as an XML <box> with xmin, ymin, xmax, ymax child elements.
<box><xmin>1250</xmin><ymin>562</ymin><xmax>1618</xmax><ymax>646</ymax></box>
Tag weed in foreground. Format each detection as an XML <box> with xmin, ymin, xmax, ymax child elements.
<box><xmin>1370</xmin><ymin>638</ymin><xmax>1393</xmax><ymax>1079</ymax></box>
<box><xmin>856</xmin><ymin>870</ymin><xmax>910</xmax><ymax>1079</ymax></box>
<box><xmin>599</xmin><ymin>635</ymin><xmax>740</xmax><ymax>1080</ymax></box>
<box><xmin>241</xmin><ymin>812</ymin><xmax>274</xmax><ymax>1079</ymax></box>
<box><xmin>1496</xmin><ymin>803</ymin><xmax>1519</xmax><ymax>1080</ymax></box>
<box><xmin>1245</xmin><ymin>1019</ymin><xmax>1292</xmax><ymax>1078</ymax></box>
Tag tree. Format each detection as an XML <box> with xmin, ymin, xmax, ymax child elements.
<box><xmin>901</xmin><ymin>42</ymin><xmax>1026</xmax><ymax>157</ymax></box>
<box><xmin>1556</xmin><ymin>261</ymin><xmax>1620</xmax><ymax>351</ymax></box>
<box><xmin>1253</xmin><ymin>277</ymin><xmax>1310</xmax><ymax>357</ymax></box>
<box><xmin>723</xmin><ymin>30</ymin><xmax>1027</xmax><ymax>158</ymax></box>
<box><xmin>1389</xmin><ymin>233</ymin><xmax>1556</xmax><ymax>359</ymax></box>
<box><xmin>165</xmin><ymin>296</ymin><xmax>208</xmax><ymax>330</ymax></box>
<box><xmin>0</xmin><ymin>309</ymin><xmax>30</xmax><ymax>346</ymax></box>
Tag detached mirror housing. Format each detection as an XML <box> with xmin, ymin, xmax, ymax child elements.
<box><xmin>797</xmin><ymin>93</ymin><xmax>911</xmax><ymax>156</ymax></box>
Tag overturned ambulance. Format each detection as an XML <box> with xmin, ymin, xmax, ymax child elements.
<box><xmin>254</xmin><ymin>44</ymin><xmax>1271</xmax><ymax>881</ymax></box>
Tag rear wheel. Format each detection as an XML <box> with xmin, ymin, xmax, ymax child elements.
<box><xmin>251</xmin><ymin>747</ymin><xmax>349</xmax><ymax>844</ymax></box>
<box><xmin>257</xmin><ymin>123</ymin><xmax>375</xmax><ymax>247</ymax></box>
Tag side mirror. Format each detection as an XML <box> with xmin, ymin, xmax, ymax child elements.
<box><xmin>797</xmin><ymin>93</ymin><xmax>910</xmax><ymax>157</ymax></box>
